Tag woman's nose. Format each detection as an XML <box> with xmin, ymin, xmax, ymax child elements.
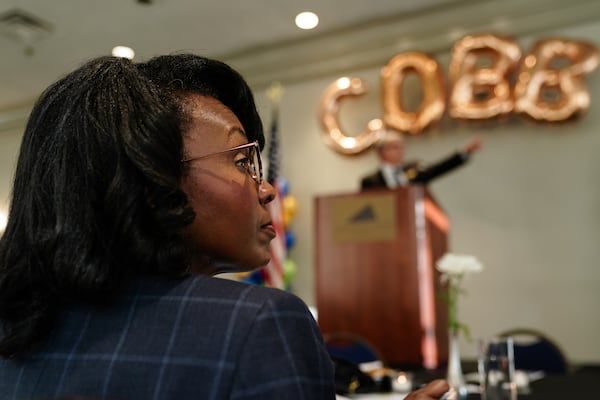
<box><xmin>259</xmin><ymin>180</ymin><xmax>277</xmax><ymax>205</ymax></box>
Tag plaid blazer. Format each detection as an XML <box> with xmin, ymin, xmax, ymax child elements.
<box><xmin>0</xmin><ymin>275</ymin><xmax>335</xmax><ymax>399</ymax></box>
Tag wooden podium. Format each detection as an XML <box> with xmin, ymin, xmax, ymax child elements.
<box><xmin>315</xmin><ymin>186</ymin><xmax>449</xmax><ymax>368</ymax></box>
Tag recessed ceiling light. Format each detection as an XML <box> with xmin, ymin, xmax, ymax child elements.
<box><xmin>295</xmin><ymin>11</ymin><xmax>319</xmax><ymax>30</ymax></box>
<box><xmin>112</xmin><ymin>45</ymin><xmax>135</xmax><ymax>59</ymax></box>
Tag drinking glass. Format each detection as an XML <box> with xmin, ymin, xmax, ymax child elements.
<box><xmin>478</xmin><ymin>337</ymin><xmax>517</xmax><ymax>400</ymax></box>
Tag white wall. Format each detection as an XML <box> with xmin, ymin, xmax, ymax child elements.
<box><xmin>0</xmin><ymin>127</ymin><xmax>21</xmax><ymax>233</ymax></box>
<box><xmin>251</xmin><ymin>22</ymin><xmax>600</xmax><ymax>363</ymax></box>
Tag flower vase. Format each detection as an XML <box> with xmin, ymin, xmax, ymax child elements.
<box><xmin>446</xmin><ymin>329</ymin><xmax>468</xmax><ymax>399</ymax></box>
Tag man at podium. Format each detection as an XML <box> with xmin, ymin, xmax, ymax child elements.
<box><xmin>360</xmin><ymin>132</ymin><xmax>482</xmax><ymax>190</ymax></box>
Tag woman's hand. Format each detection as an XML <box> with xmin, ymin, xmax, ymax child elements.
<box><xmin>404</xmin><ymin>379</ymin><xmax>450</xmax><ymax>400</ymax></box>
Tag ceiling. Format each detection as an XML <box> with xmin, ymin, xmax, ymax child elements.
<box><xmin>0</xmin><ymin>0</ymin><xmax>459</xmax><ymax>111</ymax></box>
<box><xmin>1</xmin><ymin>0</ymin><xmax>599</xmax><ymax>120</ymax></box>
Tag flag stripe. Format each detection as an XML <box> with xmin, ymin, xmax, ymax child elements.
<box><xmin>264</xmin><ymin>106</ymin><xmax>286</xmax><ymax>289</ymax></box>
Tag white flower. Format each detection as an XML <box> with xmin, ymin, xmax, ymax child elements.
<box><xmin>436</xmin><ymin>253</ymin><xmax>483</xmax><ymax>275</ymax></box>
<box><xmin>436</xmin><ymin>253</ymin><xmax>483</xmax><ymax>337</ymax></box>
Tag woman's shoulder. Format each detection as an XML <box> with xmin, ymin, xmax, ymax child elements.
<box><xmin>197</xmin><ymin>275</ymin><xmax>310</xmax><ymax>310</ymax></box>
<box><xmin>133</xmin><ymin>274</ymin><xmax>309</xmax><ymax>314</ymax></box>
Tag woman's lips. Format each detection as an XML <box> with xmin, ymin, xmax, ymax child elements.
<box><xmin>261</xmin><ymin>222</ymin><xmax>276</xmax><ymax>239</ymax></box>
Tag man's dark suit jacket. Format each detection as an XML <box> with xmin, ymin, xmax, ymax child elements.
<box><xmin>360</xmin><ymin>152</ymin><xmax>469</xmax><ymax>190</ymax></box>
<box><xmin>0</xmin><ymin>275</ymin><xmax>335</xmax><ymax>399</ymax></box>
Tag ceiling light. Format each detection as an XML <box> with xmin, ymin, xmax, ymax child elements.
<box><xmin>112</xmin><ymin>45</ymin><xmax>135</xmax><ymax>59</ymax></box>
<box><xmin>295</xmin><ymin>11</ymin><xmax>319</xmax><ymax>30</ymax></box>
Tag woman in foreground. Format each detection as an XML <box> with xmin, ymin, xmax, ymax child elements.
<box><xmin>0</xmin><ymin>53</ymin><xmax>448</xmax><ymax>400</ymax></box>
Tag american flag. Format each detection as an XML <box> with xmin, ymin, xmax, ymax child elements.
<box><xmin>263</xmin><ymin>105</ymin><xmax>286</xmax><ymax>289</ymax></box>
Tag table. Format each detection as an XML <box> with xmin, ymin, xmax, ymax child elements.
<box><xmin>506</xmin><ymin>365</ymin><xmax>598</xmax><ymax>399</ymax></box>
<box><xmin>342</xmin><ymin>364</ymin><xmax>599</xmax><ymax>399</ymax></box>
<box><xmin>428</xmin><ymin>364</ymin><xmax>598</xmax><ymax>399</ymax></box>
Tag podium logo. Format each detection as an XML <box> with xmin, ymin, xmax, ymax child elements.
<box><xmin>331</xmin><ymin>193</ymin><xmax>397</xmax><ymax>243</ymax></box>
<box><xmin>350</xmin><ymin>204</ymin><xmax>376</xmax><ymax>222</ymax></box>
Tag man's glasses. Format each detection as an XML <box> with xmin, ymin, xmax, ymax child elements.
<box><xmin>181</xmin><ymin>141</ymin><xmax>263</xmax><ymax>186</ymax></box>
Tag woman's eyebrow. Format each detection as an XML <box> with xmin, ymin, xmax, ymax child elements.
<box><xmin>228</xmin><ymin>126</ymin><xmax>246</xmax><ymax>138</ymax></box>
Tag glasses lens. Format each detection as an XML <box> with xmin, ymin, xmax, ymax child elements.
<box><xmin>252</xmin><ymin>145</ymin><xmax>263</xmax><ymax>185</ymax></box>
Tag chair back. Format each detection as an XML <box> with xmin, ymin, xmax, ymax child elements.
<box><xmin>498</xmin><ymin>328</ymin><xmax>569</xmax><ymax>374</ymax></box>
<box><xmin>323</xmin><ymin>331</ymin><xmax>383</xmax><ymax>365</ymax></box>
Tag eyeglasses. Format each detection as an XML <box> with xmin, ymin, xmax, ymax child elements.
<box><xmin>181</xmin><ymin>141</ymin><xmax>263</xmax><ymax>185</ymax></box>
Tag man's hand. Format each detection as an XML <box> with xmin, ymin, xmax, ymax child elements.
<box><xmin>463</xmin><ymin>137</ymin><xmax>483</xmax><ymax>154</ymax></box>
